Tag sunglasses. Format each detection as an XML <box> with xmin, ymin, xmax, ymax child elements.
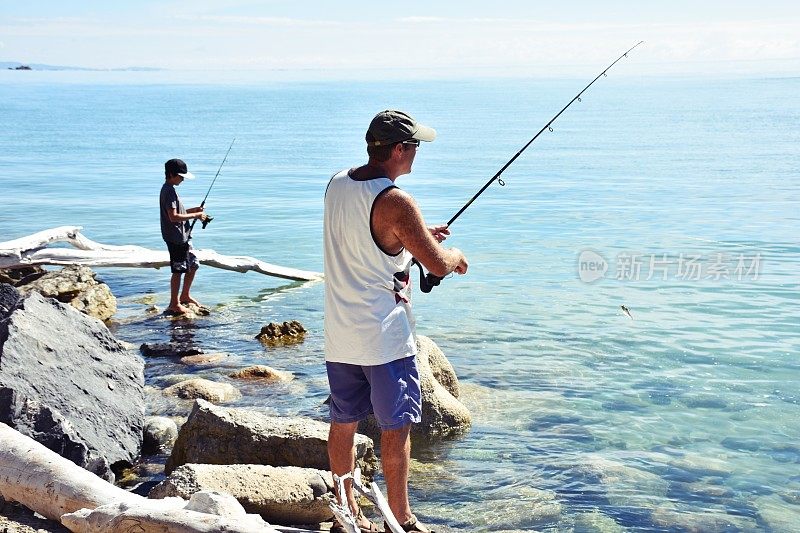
<box><xmin>401</xmin><ymin>139</ymin><xmax>421</xmax><ymax>147</ymax></box>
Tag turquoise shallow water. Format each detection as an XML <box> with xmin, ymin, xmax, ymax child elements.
<box><xmin>1</xmin><ymin>72</ymin><xmax>799</xmax><ymax>531</ymax></box>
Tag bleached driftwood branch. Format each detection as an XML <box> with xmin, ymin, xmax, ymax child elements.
<box><xmin>0</xmin><ymin>226</ymin><xmax>322</xmax><ymax>282</ymax></box>
<box><xmin>0</xmin><ymin>423</ymin><xmax>278</xmax><ymax>532</ymax></box>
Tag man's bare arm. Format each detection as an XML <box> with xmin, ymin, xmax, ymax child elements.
<box><xmin>374</xmin><ymin>189</ymin><xmax>467</xmax><ymax>278</ymax></box>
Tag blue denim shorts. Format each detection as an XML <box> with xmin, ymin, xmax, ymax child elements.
<box><xmin>326</xmin><ymin>356</ymin><xmax>421</xmax><ymax>431</ymax></box>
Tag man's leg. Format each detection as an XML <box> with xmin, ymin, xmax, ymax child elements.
<box><xmin>381</xmin><ymin>424</ymin><xmax>412</xmax><ymax>524</ymax></box>
<box><xmin>328</xmin><ymin>421</ymin><xmax>364</xmax><ymax>518</ymax></box>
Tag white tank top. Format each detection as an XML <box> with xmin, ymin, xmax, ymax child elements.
<box><xmin>323</xmin><ymin>169</ymin><xmax>416</xmax><ymax>365</ymax></box>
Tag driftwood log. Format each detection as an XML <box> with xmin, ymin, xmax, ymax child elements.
<box><xmin>0</xmin><ymin>423</ymin><xmax>280</xmax><ymax>532</ymax></box>
<box><xmin>0</xmin><ymin>226</ymin><xmax>322</xmax><ymax>282</ymax></box>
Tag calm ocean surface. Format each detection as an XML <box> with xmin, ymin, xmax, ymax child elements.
<box><xmin>1</xmin><ymin>72</ymin><xmax>798</xmax><ymax>531</ymax></box>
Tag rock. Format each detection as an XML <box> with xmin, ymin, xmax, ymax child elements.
<box><xmin>141</xmin><ymin>342</ymin><xmax>203</xmax><ymax>358</ymax></box>
<box><xmin>0</xmin><ymin>283</ymin><xmax>21</xmax><ymax>318</ymax></box>
<box><xmin>151</xmin><ymin>463</ymin><xmax>334</xmax><ymax>525</ymax></box>
<box><xmin>255</xmin><ymin>320</ymin><xmax>307</xmax><ymax>345</ymax></box>
<box><xmin>651</xmin><ymin>505</ymin><xmax>757</xmax><ymax>532</ymax></box>
<box><xmin>162</xmin><ymin>378</ymin><xmax>241</xmax><ymax>403</ymax></box>
<box><xmin>16</xmin><ymin>265</ymin><xmax>116</xmax><ymax>321</ymax></box>
<box><xmin>574</xmin><ymin>456</ymin><xmax>668</xmax><ymax>508</ymax></box>
<box><xmin>360</xmin><ymin>335</ymin><xmax>471</xmax><ymax>443</ymax></box>
<box><xmin>0</xmin><ymin>266</ymin><xmax>47</xmax><ymax>287</ymax></box>
<box><xmin>473</xmin><ymin>486</ymin><xmax>562</xmax><ymax>530</ymax></box>
<box><xmin>166</xmin><ymin>399</ymin><xmax>378</xmax><ymax>479</ymax></box>
<box><xmin>229</xmin><ymin>365</ymin><xmax>293</xmax><ymax>382</ymax></box>
<box><xmin>418</xmin><ymin>335</ymin><xmax>461</xmax><ymax>398</ymax></box>
<box><xmin>0</xmin><ymin>288</ymin><xmax>145</xmax><ymax>482</ymax></box>
<box><xmin>180</xmin><ymin>353</ymin><xmax>227</xmax><ymax>365</ymax></box>
<box><xmin>572</xmin><ymin>509</ymin><xmax>626</xmax><ymax>532</ymax></box>
<box><xmin>142</xmin><ymin>416</ymin><xmax>179</xmax><ymax>455</ymax></box>
<box><xmin>666</xmin><ymin>453</ymin><xmax>733</xmax><ymax>478</ymax></box>
<box><xmin>754</xmin><ymin>495</ymin><xmax>800</xmax><ymax>532</ymax></box>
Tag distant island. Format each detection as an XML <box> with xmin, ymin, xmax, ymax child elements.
<box><xmin>1</xmin><ymin>61</ymin><xmax>161</xmax><ymax>72</ymax></box>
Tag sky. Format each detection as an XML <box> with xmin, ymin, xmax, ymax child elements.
<box><xmin>2</xmin><ymin>1</ymin><xmax>800</xmax><ymax>78</ymax></box>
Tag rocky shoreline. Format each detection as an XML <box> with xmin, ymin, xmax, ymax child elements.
<box><xmin>0</xmin><ymin>266</ymin><xmax>472</xmax><ymax>531</ymax></box>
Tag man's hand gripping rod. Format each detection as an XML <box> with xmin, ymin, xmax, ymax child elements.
<box><xmin>416</xmin><ymin>41</ymin><xmax>644</xmax><ymax>294</ymax></box>
<box><xmin>187</xmin><ymin>137</ymin><xmax>236</xmax><ymax>238</ymax></box>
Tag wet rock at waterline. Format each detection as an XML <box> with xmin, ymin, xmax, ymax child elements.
<box><xmin>16</xmin><ymin>265</ymin><xmax>116</xmax><ymax>321</ymax></box>
<box><xmin>229</xmin><ymin>365</ymin><xmax>293</xmax><ymax>382</ymax></box>
<box><xmin>180</xmin><ymin>353</ymin><xmax>228</xmax><ymax>365</ymax></box>
<box><xmin>142</xmin><ymin>416</ymin><xmax>179</xmax><ymax>455</ymax></box>
<box><xmin>0</xmin><ymin>266</ymin><xmax>47</xmax><ymax>287</ymax></box>
<box><xmin>166</xmin><ymin>399</ymin><xmax>378</xmax><ymax>479</ymax></box>
<box><xmin>0</xmin><ymin>285</ymin><xmax>145</xmax><ymax>482</ymax></box>
<box><xmin>255</xmin><ymin>320</ymin><xmax>307</xmax><ymax>345</ymax></box>
<box><xmin>162</xmin><ymin>378</ymin><xmax>241</xmax><ymax>403</ymax></box>
<box><xmin>140</xmin><ymin>342</ymin><xmax>203</xmax><ymax>358</ymax></box>
<box><xmin>150</xmin><ymin>463</ymin><xmax>334</xmax><ymax>525</ymax></box>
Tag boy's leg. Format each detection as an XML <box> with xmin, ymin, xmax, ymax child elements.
<box><xmin>179</xmin><ymin>267</ymin><xmax>196</xmax><ymax>303</ymax></box>
<box><xmin>165</xmin><ymin>241</ymin><xmax>190</xmax><ymax>314</ymax></box>
<box><xmin>179</xmin><ymin>248</ymin><xmax>203</xmax><ymax>307</ymax></box>
<box><xmin>167</xmin><ymin>272</ymin><xmax>189</xmax><ymax>314</ymax></box>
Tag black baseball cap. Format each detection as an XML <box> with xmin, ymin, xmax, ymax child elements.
<box><xmin>164</xmin><ymin>158</ymin><xmax>195</xmax><ymax>179</ymax></box>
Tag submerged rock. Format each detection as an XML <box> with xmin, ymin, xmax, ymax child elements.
<box><xmin>651</xmin><ymin>505</ymin><xmax>757</xmax><ymax>532</ymax></box>
<box><xmin>0</xmin><ymin>285</ymin><xmax>145</xmax><ymax>482</ymax></box>
<box><xmin>255</xmin><ymin>320</ymin><xmax>307</xmax><ymax>345</ymax></box>
<box><xmin>16</xmin><ymin>265</ymin><xmax>116</xmax><ymax>321</ymax></box>
<box><xmin>166</xmin><ymin>399</ymin><xmax>378</xmax><ymax>479</ymax></box>
<box><xmin>151</xmin><ymin>463</ymin><xmax>334</xmax><ymax>525</ymax></box>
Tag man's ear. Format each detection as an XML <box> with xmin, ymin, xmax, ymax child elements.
<box><xmin>391</xmin><ymin>143</ymin><xmax>405</xmax><ymax>159</ymax></box>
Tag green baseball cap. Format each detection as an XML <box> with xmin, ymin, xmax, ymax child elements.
<box><xmin>366</xmin><ymin>109</ymin><xmax>436</xmax><ymax>147</ymax></box>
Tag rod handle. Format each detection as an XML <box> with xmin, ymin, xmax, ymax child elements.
<box><xmin>412</xmin><ymin>259</ymin><xmax>444</xmax><ymax>293</ymax></box>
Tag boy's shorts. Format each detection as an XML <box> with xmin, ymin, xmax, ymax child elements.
<box><xmin>326</xmin><ymin>355</ymin><xmax>421</xmax><ymax>431</ymax></box>
<box><xmin>166</xmin><ymin>241</ymin><xmax>199</xmax><ymax>274</ymax></box>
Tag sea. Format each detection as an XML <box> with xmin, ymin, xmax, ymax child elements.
<box><xmin>1</xmin><ymin>70</ymin><xmax>798</xmax><ymax>532</ymax></box>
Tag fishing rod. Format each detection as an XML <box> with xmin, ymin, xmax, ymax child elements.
<box><xmin>188</xmin><ymin>137</ymin><xmax>236</xmax><ymax>238</ymax></box>
<box><xmin>414</xmin><ymin>41</ymin><xmax>644</xmax><ymax>293</ymax></box>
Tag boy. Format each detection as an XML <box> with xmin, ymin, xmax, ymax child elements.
<box><xmin>159</xmin><ymin>158</ymin><xmax>208</xmax><ymax>315</ymax></box>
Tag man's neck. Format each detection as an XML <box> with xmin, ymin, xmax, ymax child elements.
<box><xmin>352</xmin><ymin>160</ymin><xmax>402</xmax><ymax>182</ymax></box>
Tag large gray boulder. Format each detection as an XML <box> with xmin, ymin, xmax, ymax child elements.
<box><xmin>151</xmin><ymin>464</ymin><xmax>334</xmax><ymax>525</ymax></box>
<box><xmin>360</xmin><ymin>335</ymin><xmax>471</xmax><ymax>442</ymax></box>
<box><xmin>16</xmin><ymin>265</ymin><xmax>116</xmax><ymax>321</ymax></box>
<box><xmin>166</xmin><ymin>399</ymin><xmax>378</xmax><ymax>479</ymax></box>
<box><xmin>0</xmin><ymin>285</ymin><xmax>145</xmax><ymax>482</ymax></box>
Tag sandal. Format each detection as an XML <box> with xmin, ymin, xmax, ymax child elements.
<box><xmin>386</xmin><ymin>514</ymin><xmax>435</xmax><ymax>533</ymax></box>
<box><xmin>331</xmin><ymin>510</ymin><xmax>382</xmax><ymax>533</ymax></box>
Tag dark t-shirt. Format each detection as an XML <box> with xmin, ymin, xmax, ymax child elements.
<box><xmin>160</xmin><ymin>182</ymin><xmax>189</xmax><ymax>244</ymax></box>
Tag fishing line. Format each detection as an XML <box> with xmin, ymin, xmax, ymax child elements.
<box><xmin>188</xmin><ymin>137</ymin><xmax>236</xmax><ymax>238</ymax></box>
<box><xmin>415</xmin><ymin>42</ymin><xmax>645</xmax><ymax>293</ymax></box>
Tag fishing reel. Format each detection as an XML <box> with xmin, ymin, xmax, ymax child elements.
<box><xmin>412</xmin><ymin>259</ymin><xmax>444</xmax><ymax>294</ymax></box>
<box><xmin>201</xmin><ymin>215</ymin><xmax>214</xmax><ymax>229</ymax></box>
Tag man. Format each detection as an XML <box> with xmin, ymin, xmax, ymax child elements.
<box><xmin>324</xmin><ymin>110</ymin><xmax>468</xmax><ymax>533</ymax></box>
<box><xmin>159</xmin><ymin>158</ymin><xmax>208</xmax><ymax>315</ymax></box>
